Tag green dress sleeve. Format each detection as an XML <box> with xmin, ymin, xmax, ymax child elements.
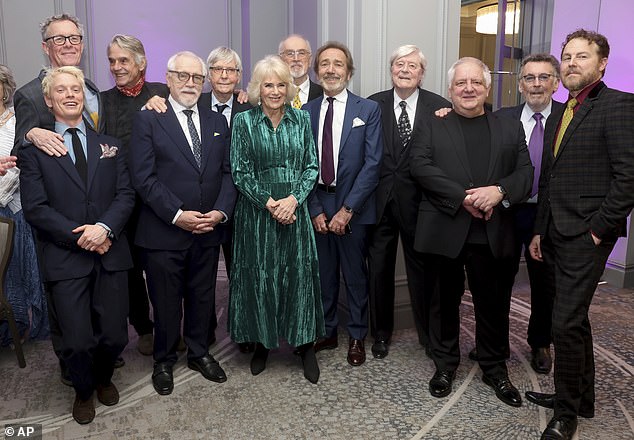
<box><xmin>289</xmin><ymin>110</ymin><xmax>318</xmax><ymax>205</ymax></box>
<box><xmin>230</xmin><ymin>112</ymin><xmax>271</xmax><ymax>210</ymax></box>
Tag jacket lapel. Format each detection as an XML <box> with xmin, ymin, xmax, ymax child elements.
<box><xmin>340</xmin><ymin>91</ymin><xmax>359</xmax><ymax>152</ymax></box>
<box><xmin>86</xmin><ymin>129</ymin><xmax>102</xmax><ymax>191</ymax></box>
<box><xmin>56</xmin><ymin>153</ymin><xmax>85</xmax><ymax>190</ymax></box>
<box><xmin>443</xmin><ymin>113</ymin><xmax>473</xmax><ymax>181</ymax></box>
<box><xmin>157</xmin><ymin>103</ymin><xmax>200</xmax><ymax>171</ymax></box>
<box><xmin>486</xmin><ymin>112</ymin><xmax>501</xmax><ymax>180</ymax></box>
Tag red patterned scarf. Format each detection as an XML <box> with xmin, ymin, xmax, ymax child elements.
<box><xmin>117</xmin><ymin>75</ymin><xmax>145</xmax><ymax>97</ymax></box>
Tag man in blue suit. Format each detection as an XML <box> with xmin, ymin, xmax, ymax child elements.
<box><xmin>305</xmin><ymin>41</ymin><xmax>383</xmax><ymax>367</ymax></box>
<box><xmin>128</xmin><ymin>51</ymin><xmax>236</xmax><ymax>396</ymax></box>
<box><xmin>19</xmin><ymin>66</ymin><xmax>134</xmax><ymax>424</ymax></box>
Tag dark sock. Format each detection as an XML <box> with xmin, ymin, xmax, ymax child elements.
<box><xmin>298</xmin><ymin>343</ymin><xmax>319</xmax><ymax>384</ymax></box>
<box><xmin>250</xmin><ymin>343</ymin><xmax>269</xmax><ymax>376</ymax></box>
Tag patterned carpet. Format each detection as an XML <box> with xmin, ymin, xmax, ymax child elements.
<box><xmin>1</xmin><ymin>266</ymin><xmax>633</xmax><ymax>439</ymax></box>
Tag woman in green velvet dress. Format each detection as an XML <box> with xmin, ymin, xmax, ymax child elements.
<box><xmin>228</xmin><ymin>55</ymin><xmax>324</xmax><ymax>383</ymax></box>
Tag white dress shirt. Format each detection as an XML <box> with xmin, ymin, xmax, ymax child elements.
<box><xmin>211</xmin><ymin>93</ymin><xmax>234</xmax><ymax>126</ymax></box>
<box><xmin>393</xmin><ymin>88</ymin><xmax>419</xmax><ymax>130</ymax></box>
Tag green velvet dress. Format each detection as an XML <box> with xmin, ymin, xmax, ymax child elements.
<box><xmin>229</xmin><ymin>105</ymin><xmax>325</xmax><ymax>349</ymax></box>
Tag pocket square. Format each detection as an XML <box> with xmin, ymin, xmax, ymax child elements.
<box><xmin>214</xmin><ymin>132</ymin><xmax>221</xmax><ymax>137</ymax></box>
<box><xmin>352</xmin><ymin>117</ymin><xmax>365</xmax><ymax>128</ymax></box>
<box><xmin>99</xmin><ymin>143</ymin><xmax>118</xmax><ymax>159</ymax></box>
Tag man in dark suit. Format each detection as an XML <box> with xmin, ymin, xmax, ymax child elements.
<box><xmin>101</xmin><ymin>34</ymin><xmax>169</xmax><ymax>357</ymax></box>
<box><xmin>13</xmin><ymin>14</ymin><xmax>104</xmax><ymax>156</ymax></box>
<box><xmin>305</xmin><ymin>41</ymin><xmax>383</xmax><ymax>367</ymax></box>
<box><xmin>12</xmin><ymin>13</ymin><xmax>110</xmax><ymax>386</ymax></box>
<box><xmin>526</xmin><ymin>30</ymin><xmax>634</xmax><ymax>440</ymax></box>
<box><xmin>19</xmin><ymin>66</ymin><xmax>134</xmax><ymax>424</ymax></box>
<box><xmin>410</xmin><ymin>57</ymin><xmax>532</xmax><ymax>407</ymax></box>
<box><xmin>367</xmin><ymin>45</ymin><xmax>450</xmax><ymax>359</ymax></box>
<box><xmin>198</xmin><ymin>46</ymin><xmax>252</xmax><ymax>351</ymax></box>
<box><xmin>128</xmin><ymin>51</ymin><xmax>237</xmax><ymax>396</ymax></box>
<box><xmin>469</xmin><ymin>54</ymin><xmax>563</xmax><ymax>374</ymax></box>
<box><xmin>279</xmin><ymin>35</ymin><xmax>323</xmax><ymax>108</ymax></box>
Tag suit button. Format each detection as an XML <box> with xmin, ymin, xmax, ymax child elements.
<box><xmin>468</xmin><ymin>182</ymin><xmax>474</xmax><ymax>188</ymax></box>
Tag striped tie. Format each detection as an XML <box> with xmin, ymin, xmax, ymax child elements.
<box><xmin>553</xmin><ymin>98</ymin><xmax>577</xmax><ymax>157</ymax></box>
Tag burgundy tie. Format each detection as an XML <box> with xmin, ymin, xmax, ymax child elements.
<box><xmin>321</xmin><ymin>97</ymin><xmax>335</xmax><ymax>185</ymax></box>
<box><xmin>528</xmin><ymin>113</ymin><xmax>543</xmax><ymax>197</ymax></box>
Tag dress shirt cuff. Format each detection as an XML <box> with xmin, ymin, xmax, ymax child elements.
<box><xmin>218</xmin><ymin>210</ymin><xmax>228</xmax><ymax>223</ymax></box>
<box><xmin>96</xmin><ymin>222</ymin><xmax>114</xmax><ymax>239</ymax></box>
<box><xmin>172</xmin><ymin>209</ymin><xmax>183</xmax><ymax>224</ymax></box>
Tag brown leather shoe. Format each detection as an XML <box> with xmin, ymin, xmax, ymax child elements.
<box><xmin>347</xmin><ymin>338</ymin><xmax>366</xmax><ymax>366</ymax></box>
<box><xmin>530</xmin><ymin>347</ymin><xmax>552</xmax><ymax>374</ymax></box>
<box><xmin>72</xmin><ymin>395</ymin><xmax>95</xmax><ymax>425</ymax></box>
<box><xmin>314</xmin><ymin>335</ymin><xmax>338</xmax><ymax>352</ymax></box>
<box><xmin>96</xmin><ymin>382</ymin><xmax>119</xmax><ymax>406</ymax></box>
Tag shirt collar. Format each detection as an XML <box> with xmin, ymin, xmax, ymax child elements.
<box><xmin>211</xmin><ymin>93</ymin><xmax>234</xmax><ymax>108</ymax></box>
<box><xmin>393</xmin><ymin>88</ymin><xmax>419</xmax><ymax>111</ymax></box>
<box><xmin>169</xmin><ymin>95</ymin><xmax>197</xmax><ymax>115</ymax></box>
<box><xmin>297</xmin><ymin>77</ymin><xmax>311</xmax><ymax>95</ymax></box>
<box><xmin>521</xmin><ymin>100</ymin><xmax>553</xmax><ymax>124</ymax></box>
<box><xmin>322</xmin><ymin>88</ymin><xmax>348</xmax><ymax>105</ymax></box>
<box><xmin>569</xmin><ymin>79</ymin><xmax>601</xmax><ymax>107</ymax></box>
<box><xmin>254</xmin><ymin>104</ymin><xmax>298</xmax><ymax>126</ymax></box>
<box><xmin>55</xmin><ymin>120</ymin><xmax>87</xmax><ymax>136</ymax></box>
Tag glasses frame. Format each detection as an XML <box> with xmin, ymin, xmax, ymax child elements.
<box><xmin>168</xmin><ymin>70</ymin><xmax>206</xmax><ymax>85</ymax></box>
<box><xmin>279</xmin><ymin>50</ymin><xmax>311</xmax><ymax>59</ymax></box>
<box><xmin>520</xmin><ymin>73</ymin><xmax>555</xmax><ymax>83</ymax></box>
<box><xmin>44</xmin><ymin>34</ymin><xmax>83</xmax><ymax>46</ymax></box>
<box><xmin>209</xmin><ymin>66</ymin><xmax>241</xmax><ymax>76</ymax></box>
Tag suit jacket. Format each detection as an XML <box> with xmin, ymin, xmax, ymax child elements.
<box><xmin>198</xmin><ymin>92</ymin><xmax>254</xmax><ymax>126</ymax></box>
<box><xmin>18</xmin><ymin>129</ymin><xmax>134</xmax><ymax>282</ymax></box>
<box><xmin>535</xmin><ymin>82</ymin><xmax>634</xmax><ymax>240</ymax></box>
<box><xmin>13</xmin><ymin>69</ymin><xmax>104</xmax><ymax>153</ymax></box>
<box><xmin>101</xmin><ymin>81</ymin><xmax>169</xmax><ymax>146</ymax></box>
<box><xmin>307</xmin><ymin>80</ymin><xmax>323</xmax><ymax>103</ymax></box>
<box><xmin>410</xmin><ymin>111</ymin><xmax>533</xmax><ymax>259</ymax></box>
<box><xmin>128</xmin><ymin>101</ymin><xmax>237</xmax><ymax>250</ymax></box>
<box><xmin>368</xmin><ymin>88</ymin><xmax>451</xmax><ymax>232</ymax></box>
<box><xmin>494</xmin><ymin>100</ymin><xmax>565</xmax><ymax>122</ymax></box>
<box><xmin>304</xmin><ymin>90</ymin><xmax>383</xmax><ymax>225</ymax></box>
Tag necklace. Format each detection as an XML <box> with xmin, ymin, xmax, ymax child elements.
<box><xmin>0</xmin><ymin>108</ymin><xmax>13</xmax><ymax>129</ymax></box>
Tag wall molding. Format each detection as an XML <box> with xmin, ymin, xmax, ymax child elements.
<box><xmin>0</xmin><ymin>2</ymin><xmax>6</xmax><ymax>65</ymax></box>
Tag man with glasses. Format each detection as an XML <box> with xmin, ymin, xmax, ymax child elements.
<box><xmin>13</xmin><ymin>14</ymin><xmax>104</xmax><ymax>155</ymax></box>
<box><xmin>483</xmin><ymin>54</ymin><xmax>563</xmax><ymax>375</ymax></box>
<box><xmin>366</xmin><ymin>45</ymin><xmax>450</xmax><ymax>359</ymax></box>
<box><xmin>198</xmin><ymin>46</ymin><xmax>252</xmax><ymax>351</ymax></box>
<box><xmin>12</xmin><ymin>13</ymin><xmax>108</xmax><ymax>387</ymax></box>
<box><xmin>128</xmin><ymin>51</ymin><xmax>236</xmax><ymax>396</ymax></box>
<box><xmin>278</xmin><ymin>34</ymin><xmax>323</xmax><ymax>108</ymax></box>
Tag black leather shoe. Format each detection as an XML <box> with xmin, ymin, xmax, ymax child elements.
<box><xmin>482</xmin><ymin>374</ymin><xmax>522</xmax><ymax>407</ymax></box>
<box><xmin>540</xmin><ymin>417</ymin><xmax>578</xmax><ymax>440</ymax></box>
<box><xmin>314</xmin><ymin>335</ymin><xmax>338</xmax><ymax>352</ymax></box>
<box><xmin>429</xmin><ymin>369</ymin><xmax>455</xmax><ymax>398</ymax></box>
<box><xmin>250</xmin><ymin>343</ymin><xmax>270</xmax><ymax>375</ymax></box>
<box><xmin>152</xmin><ymin>363</ymin><xmax>174</xmax><ymax>395</ymax></box>
<box><xmin>525</xmin><ymin>391</ymin><xmax>594</xmax><ymax>418</ymax></box>
<box><xmin>188</xmin><ymin>354</ymin><xmax>227</xmax><ymax>383</ymax></box>
<box><xmin>300</xmin><ymin>345</ymin><xmax>320</xmax><ymax>384</ymax></box>
<box><xmin>531</xmin><ymin>347</ymin><xmax>552</xmax><ymax>374</ymax></box>
<box><xmin>371</xmin><ymin>337</ymin><xmax>390</xmax><ymax>359</ymax></box>
<box><xmin>468</xmin><ymin>347</ymin><xmax>478</xmax><ymax>361</ymax></box>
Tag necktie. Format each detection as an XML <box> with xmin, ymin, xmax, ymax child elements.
<box><xmin>553</xmin><ymin>98</ymin><xmax>577</xmax><ymax>157</ymax></box>
<box><xmin>215</xmin><ymin>103</ymin><xmax>228</xmax><ymax>116</ymax></box>
<box><xmin>67</xmin><ymin>128</ymin><xmax>87</xmax><ymax>183</ymax></box>
<box><xmin>292</xmin><ymin>91</ymin><xmax>302</xmax><ymax>109</ymax></box>
<box><xmin>183</xmin><ymin>109</ymin><xmax>202</xmax><ymax>167</ymax></box>
<box><xmin>528</xmin><ymin>113</ymin><xmax>544</xmax><ymax>197</ymax></box>
<box><xmin>321</xmin><ymin>97</ymin><xmax>335</xmax><ymax>185</ymax></box>
<box><xmin>398</xmin><ymin>101</ymin><xmax>412</xmax><ymax>149</ymax></box>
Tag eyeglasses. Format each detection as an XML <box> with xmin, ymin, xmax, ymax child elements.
<box><xmin>209</xmin><ymin>66</ymin><xmax>240</xmax><ymax>75</ymax></box>
<box><xmin>44</xmin><ymin>34</ymin><xmax>83</xmax><ymax>46</ymax></box>
<box><xmin>168</xmin><ymin>70</ymin><xmax>205</xmax><ymax>85</ymax></box>
<box><xmin>280</xmin><ymin>50</ymin><xmax>310</xmax><ymax>59</ymax></box>
<box><xmin>521</xmin><ymin>74</ymin><xmax>555</xmax><ymax>83</ymax></box>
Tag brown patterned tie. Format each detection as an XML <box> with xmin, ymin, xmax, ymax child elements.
<box><xmin>553</xmin><ymin>98</ymin><xmax>577</xmax><ymax>157</ymax></box>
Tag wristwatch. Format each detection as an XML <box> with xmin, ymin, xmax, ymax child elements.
<box><xmin>343</xmin><ymin>205</ymin><xmax>354</xmax><ymax>214</ymax></box>
<box><xmin>496</xmin><ymin>185</ymin><xmax>510</xmax><ymax>208</ymax></box>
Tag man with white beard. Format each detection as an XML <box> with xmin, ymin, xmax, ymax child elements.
<box><xmin>278</xmin><ymin>34</ymin><xmax>323</xmax><ymax>108</ymax></box>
